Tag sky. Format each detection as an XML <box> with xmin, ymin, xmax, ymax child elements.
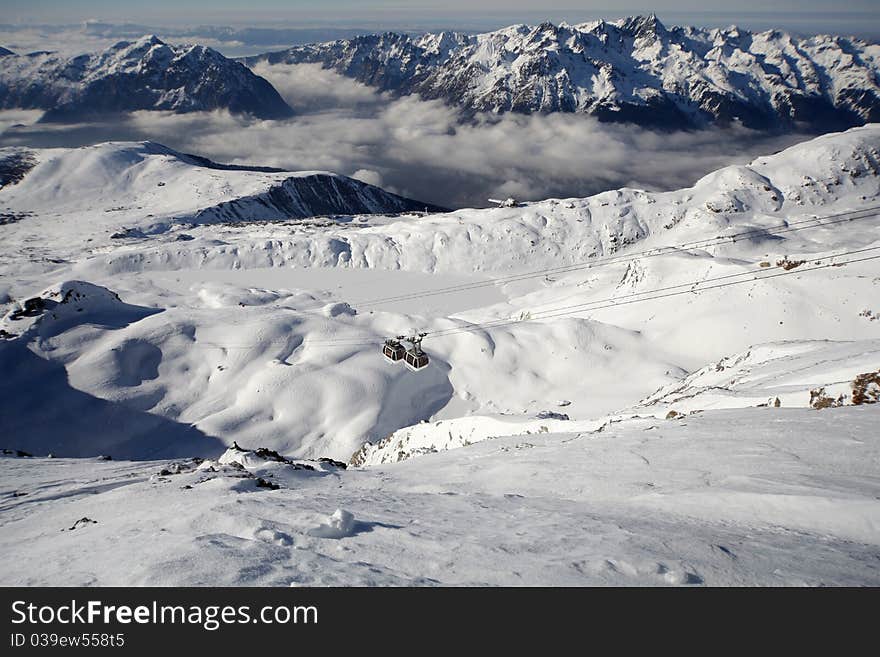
<box><xmin>2</xmin><ymin>2</ymin><xmax>879</xmax><ymax>50</ymax></box>
<box><xmin>2</xmin><ymin>1</ymin><xmax>878</xmax><ymax>34</ymax></box>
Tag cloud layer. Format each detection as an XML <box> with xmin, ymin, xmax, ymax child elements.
<box><xmin>1</xmin><ymin>63</ymin><xmax>811</xmax><ymax>209</ymax></box>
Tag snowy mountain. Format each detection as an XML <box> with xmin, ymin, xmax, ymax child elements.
<box><xmin>0</xmin><ymin>36</ymin><xmax>294</xmax><ymax>120</ymax></box>
<box><xmin>50</xmin><ymin>125</ymin><xmax>880</xmax><ymax>279</ymax></box>
<box><xmin>1</xmin><ymin>126</ymin><xmax>878</xmax><ymax>462</ymax></box>
<box><xmin>0</xmin><ymin>124</ymin><xmax>878</xmax><ymax>586</ymax></box>
<box><xmin>246</xmin><ymin>15</ymin><xmax>880</xmax><ymax>129</ymax></box>
<box><xmin>0</xmin><ymin>141</ymin><xmax>444</xmax><ymax>240</ymax></box>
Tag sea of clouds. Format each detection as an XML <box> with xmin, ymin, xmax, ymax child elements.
<box><xmin>0</xmin><ymin>62</ymin><xmax>810</xmax><ymax>208</ymax></box>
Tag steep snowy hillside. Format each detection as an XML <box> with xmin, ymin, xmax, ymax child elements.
<box><xmin>0</xmin><ymin>126</ymin><xmax>877</xmax><ymax>463</ymax></box>
<box><xmin>246</xmin><ymin>15</ymin><xmax>880</xmax><ymax>129</ymax></box>
<box><xmin>0</xmin><ymin>140</ymin><xmax>442</xmax><ymax>249</ymax></box>
<box><xmin>0</xmin><ymin>35</ymin><xmax>293</xmax><ymax>120</ymax></box>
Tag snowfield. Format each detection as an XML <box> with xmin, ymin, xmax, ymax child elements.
<box><xmin>1</xmin><ymin>406</ymin><xmax>878</xmax><ymax>586</ymax></box>
<box><xmin>0</xmin><ymin>125</ymin><xmax>878</xmax><ymax>585</ymax></box>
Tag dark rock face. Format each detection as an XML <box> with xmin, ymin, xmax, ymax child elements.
<box><xmin>245</xmin><ymin>15</ymin><xmax>880</xmax><ymax>130</ymax></box>
<box><xmin>0</xmin><ymin>36</ymin><xmax>294</xmax><ymax>121</ymax></box>
<box><xmin>190</xmin><ymin>173</ymin><xmax>447</xmax><ymax>223</ymax></box>
<box><xmin>0</xmin><ymin>150</ymin><xmax>38</xmax><ymax>188</ymax></box>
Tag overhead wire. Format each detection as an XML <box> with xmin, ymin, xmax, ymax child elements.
<box><xmin>187</xmin><ymin>244</ymin><xmax>880</xmax><ymax>349</ymax></box>
<box><xmin>424</xmin><ymin>248</ymin><xmax>880</xmax><ymax>339</ymax></box>
<box><xmin>350</xmin><ymin>203</ymin><xmax>880</xmax><ymax>307</ymax></box>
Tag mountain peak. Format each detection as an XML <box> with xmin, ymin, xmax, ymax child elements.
<box><xmin>0</xmin><ymin>37</ymin><xmax>294</xmax><ymax>121</ymax></box>
<box><xmin>111</xmin><ymin>34</ymin><xmax>165</xmax><ymax>52</ymax></box>
<box><xmin>618</xmin><ymin>14</ymin><xmax>667</xmax><ymax>38</ymax></box>
<box><xmin>139</xmin><ymin>34</ymin><xmax>164</xmax><ymax>46</ymax></box>
<box><xmin>249</xmin><ymin>18</ymin><xmax>880</xmax><ymax>129</ymax></box>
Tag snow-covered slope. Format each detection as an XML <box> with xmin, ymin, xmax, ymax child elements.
<box><xmin>64</xmin><ymin>125</ymin><xmax>880</xmax><ymax>279</ymax></box>
<box><xmin>0</xmin><ymin>121</ymin><xmax>879</xmax><ymax>587</ymax></box>
<box><xmin>246</xmin><ymin>15</ymin><xmax>880</xmax><ymax>129</ymax></box>
<box><xmin>2</xmin><ymin>405</ymin><xmax>878</xmax><ymax>585</ymax></box>
<box><xmin>354</xmin><ymin>339</ymin><xmax>880</xmax><ymax>465</ymax></box>
<box><xmin>0</xmin><ymin>35</ymin><xmax>294</xmax><ymax>120</ymax></box>
<box><xmin>637</xmin><ymin>340</ymin><xmax>880</xmax><ymax>415</ymax></box>
<box><xmin>0</xmin><ymin>278</ymin><xmax>686</xmax><ymax>460</ymax></box>
<box><xmin>0</xmin><ymin>126</ymin><xmax>877</xmax><ymax>463</ymax></box>
<box><xmin>0</xmin><ymin>140</ymin><xmax>443</xmax><ymax>239</ymax></box>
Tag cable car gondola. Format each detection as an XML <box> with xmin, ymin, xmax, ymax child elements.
<box><xmin>382</xmin><ymin>333</ymin><xmax>429</xmax><ymax>372</ymax></box>
<box><xmin>403</xmin><ymin>333</ymin><xmax>429</xmax><ymax>372</ymax></box>
<box><xmin>383</xmin><ymin>337</ymin><xmax>406</xmax><ymax>363</ymax></box>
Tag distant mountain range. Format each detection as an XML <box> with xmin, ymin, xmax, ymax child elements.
<box><xmin>0</xmin><ymin>36</ymin><xmax>293</xmax><ymax>121</ymax></box>
<box><xmin>244</xmin><ymin>15</ymin><xmax>880</xmax><ymax>130</ymax></box>
<box><xmin>1</xmin><ymin>16</ymin><xmax>879</xmax><ymax>131</ymax></box>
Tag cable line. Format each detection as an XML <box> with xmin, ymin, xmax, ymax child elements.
<box><xmin>351</xmin><ymin>204</ymin><xmax>880</xmax><ymax>307</ymax></box>
<box><xmin>426</xmin><ymin>250</ymin><xmax>880</xmax><ymax>339</ymax></box>
<box><xmin>187</xmin><ymin>245</ymin><xmax>880</xmax><ymax>349</ymax></box>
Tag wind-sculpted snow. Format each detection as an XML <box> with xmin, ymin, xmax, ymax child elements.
<box><xmin>0</xmin><ymin>282</ymin><xmax>219</xmax><ymax>459</ymax></box>
<box><xmin>354</xmin><ymin>340</ymin><xmax>880</xmax><ymax>466</ymax></box>
<box><xmin>0</xmin><ymin>35</ymin><xmax>294</xmax><ymax>120</ymax></box>
<box><xmin>246</xmin><ymin>15</ymin><xmax>880</xmax><ymax>129</ymax></box>
<box><xmin>0</xmin><ymin>278</ymin><xmax>682</xmax><ymax>460</ymax></box>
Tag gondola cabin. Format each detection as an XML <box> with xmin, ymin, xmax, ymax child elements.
<box><xmin>383</xmin><ymin>339</ymin><xmax>406</xmax><ymax>363</ymax></box>
<box><xmin>404</xmin><ymin>348</ymin><xmax>429</xmax><ymax>372</ymax></box>
<box><xmin>384</xmin><ymin>333</ymin><xmax>429</xmax><ymax>371</ymax></box>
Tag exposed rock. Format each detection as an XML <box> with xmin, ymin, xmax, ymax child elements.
<box><xmin>809</xmin><ymin>387</ymin><xmax>845</xmax><ymax>409</ymax></box>
<box><xmin>65</xmin><ymin>517</ymin><xmax>97</xmax><ymax>531</ymax></box>
<box><xmin>851</xmin><ymin>371</ymin><xmax>880</xmax><ymax>405</ymax></box>
<box><xmin>536</xmin><ymin>410</ymin><xmax>570</xmax><ymax>420</ymax></box>
<box><xmin>2</xmin><ymin>448</ymin><xmax>33</xmax><ymax>457</ymax></box>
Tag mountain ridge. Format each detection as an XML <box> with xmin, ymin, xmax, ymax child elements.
<box><xmin>0</xmin><ymin>140</ymin><xmax>446</xmax><ymax>237</ymax></box>
<box><xmin>244</xmin><ymin>15</ymin><xmax>880</xmax><ymax>130</ymax></box>
<box><xmin>0</xmin><ymin>36</ymin><xmax>294</xmax><ymax>121</ymax></box>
